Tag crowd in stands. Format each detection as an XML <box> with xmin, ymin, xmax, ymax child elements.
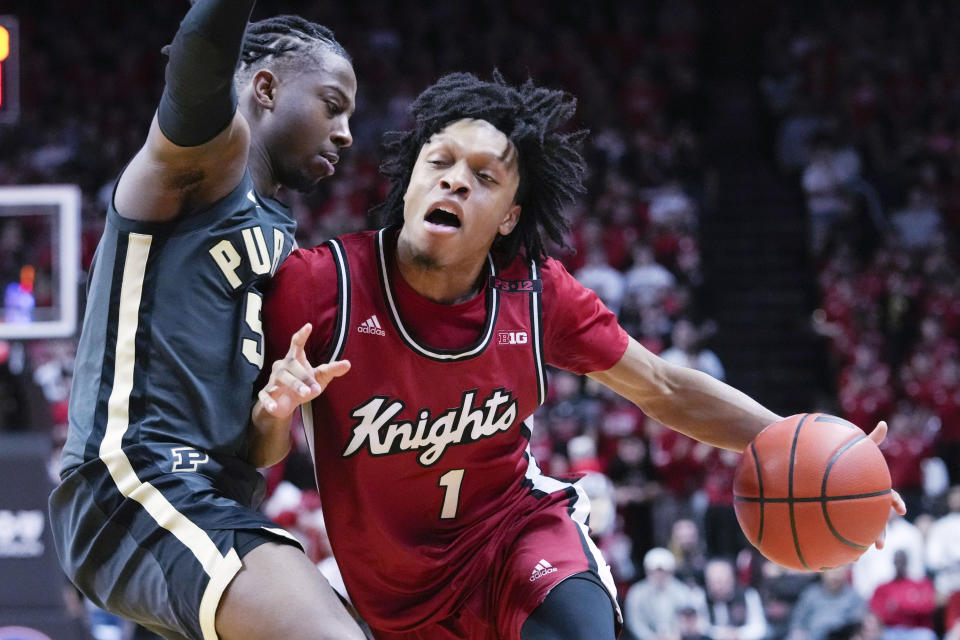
<box><xmin>1</xmin><ymin>0</ymin><xmax>959</xmax><ymax>638</ymax></box>
<box><xmin>757</xmin><ymin>2</ymin><xmax>960</xmax><ymax>638</ymax></box>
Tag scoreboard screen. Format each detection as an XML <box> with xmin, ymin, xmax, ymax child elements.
<box><xmin>0</xmin><ymin>16</ymin><xmax>18</xmax><ymax>124</ymax></box>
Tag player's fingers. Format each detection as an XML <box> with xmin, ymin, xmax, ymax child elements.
<box><xmin>867</xmin><ymin>420</ymin><xmax>888</xmax><ymax>445</ymax></box>
<box><xmin>274</xmin><ymin>354</ymin><xmax>324</xmax><ymax>393</ymax></box>
<box><xmin>875</xmin><ymin>526</ymin><xmax>887</xmax><ymax>550</ymax></box>
<box><xmin>314</xmin><ymin>360</ymin><xmax>351</xmax><ymax>387</ymax></box>
<box><xmin>258</xmin><ymin>388</ymin><xmax>279</xmax><ymax>415</ymax></box>
<box><xmin>286</xmin><ymin>323</ymin><xmax>313</xmax><ymax>358</ymax></box>
<box><xmin>273</xmin><ymin>368</ymin><xmax>321</xmax><ymax>398</ymax></box>
<box><xmin>891</xmin><ymin>489</ymin><xmax>906</xmax><ymax>516</ymax></box>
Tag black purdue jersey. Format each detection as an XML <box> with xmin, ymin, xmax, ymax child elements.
<box><xmin>60</xmin><ymin>173</ymin><xmax>296</xmax><ymax>475</ymax></box>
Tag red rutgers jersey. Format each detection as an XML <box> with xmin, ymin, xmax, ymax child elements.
<box><xmin>265</xmin><ymin>229</ymin><xmax>628</xmax><ymax>635</ymax></box>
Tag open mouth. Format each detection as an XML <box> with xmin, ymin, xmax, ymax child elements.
<box><xmin>425</xmin><ymin>208</ymin><xmax>461</xmax><ymax>229</ymax></box>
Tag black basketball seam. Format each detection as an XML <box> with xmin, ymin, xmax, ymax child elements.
<box><xmin>734</xmin><ymin>489</ymin><xmax>892</xmax><ymax>503</ymax></box>
<box><xmin>821</xmin><ymin>435</ymin><xmax>873</xmax><ymax>551</ymax></box>
<box><xmin>789</xmin><ymin>414</ymin><xmax>811</xmax><ymax>571</ymax></box>
<box><xmin>750</xmin><ymin>442</ymin><xmax>765</xmax><ymax>546</ymax></box>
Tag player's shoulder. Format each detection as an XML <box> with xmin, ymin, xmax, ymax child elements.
<box><xmin>496</xmin><ymin>252</ymin><xmax>570</xmax><ymax>279</ymax></box>
<box><xmin>538</xmin><ymin>255</ymin><xmax>572</xmax><ymax>277</ymax></box>
<box><xmin>276</xmin><ymin>244</ymin><xmax>336</xmax><ymax>283</ymax></box>
<box><xmin>330</xmin><ymin>228</ymin><xmax>380</xmax><ymax>252</ymax></box>
<box><xmin>537</xmin><ymin>255</ymin><xmax>580</xmax><ymax>291</ymax></box>
<box><xmin>279</xmin><ymin>230</ymin><xmax>379</xmax><ymax>275</ymax></box>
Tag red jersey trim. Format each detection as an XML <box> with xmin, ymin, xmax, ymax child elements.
<box><xmin>375</xmin><ymin>228</ymin><xmax>501</xmax><ymax>361</ymax></box>
<box><xmin>528</xmin><ymin>260</ymin><xmax>547</xmax><ymax>405</ymax></box>
<box><xmin>324</xmin><ymin>228</ymin><xmax>549</xmax><ymax>405</ymax></box>
<box><xmin>325</xmin><ymin>238</ymin><xmax>351</xmax><ymax>363</ymax></box>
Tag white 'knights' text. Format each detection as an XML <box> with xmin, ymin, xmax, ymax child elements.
<box><xmin>342</xmin><ymin>389</ymin><xmax>518</xmax><ymax>466</ymax></box>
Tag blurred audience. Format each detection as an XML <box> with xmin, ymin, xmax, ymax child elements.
<box><xmin>703</xmin><ymin>557</ymin><xmax>768</xmax><ymax>640</ymax></box>
<box><xmin>623</xmin><ymin>547</ymin><xmax>708</xmax><ymax>640</ymax></box>
<box><xmin>925</xmin><ymin>485</ymin><xmax>960</xmax><ymax>602</ymax></box>
<box><xmin>789</xmin><ymin>566</ymin><xmax>867</xmax><ymax>640</ymax></box>
<box><xmin>3</xmin><ymin>0</ymin><xmax>960</xmax><ymax>637</ymax></box>
<box><xmin>868</xmin><ymin>550</ymin><xmax>937</xmax><ymax>640</ymax></box>
<box><xmin>853</xmin><ymin>512</ymin><xmax>927</xmax><ymax>601</ymax></box>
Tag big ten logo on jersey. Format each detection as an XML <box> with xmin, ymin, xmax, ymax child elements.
<box><xmin>0</xmin><ymin>509</ymin><xmax>44</xmax><ymax>558</ymax></box>
<box><xmin>497</xmin><ymin>330</ymin><xmax>528</xmax><ymax>345</ymax></box>
<box><xmin>171</xmin><ymin>446</ymin><xmax>210</xmax><ymax>472</ymax></box>
<box><xmin>488</xmin><ymin>276</ymin><xmax>542</xmax><ymax>293</ymax></box>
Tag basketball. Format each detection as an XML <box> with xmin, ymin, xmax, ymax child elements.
<box><xmin>733</xmin><ymin>413</ymin><xmax>892</xmax><ymax>572</ymax></box>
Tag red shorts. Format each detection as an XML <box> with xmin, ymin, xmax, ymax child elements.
<box><xmin>368</xmin><ymin>485</ymin><xmax>621</xmax><ymax>640</ymax></box>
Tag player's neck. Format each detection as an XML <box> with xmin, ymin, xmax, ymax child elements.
<box><xmin>247</xmin><ymin>143</ymin><xmax>281</xmax><ymax>198</ymax></box>
<box><xmin>394</xmin><ymin>245</ymin><xmax>486</xmax><ymax>305</ymax></box>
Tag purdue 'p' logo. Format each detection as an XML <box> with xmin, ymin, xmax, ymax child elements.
<box><xmin>171</xmin><ymin>447</ymin><xmax>210</xmax><ymax>472</ymax></box>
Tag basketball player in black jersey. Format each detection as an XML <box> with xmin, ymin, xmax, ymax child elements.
<box><xmin>48</xmin><ymin>1</ymin><xmax>365</xmax><ymax>639</ymax></box>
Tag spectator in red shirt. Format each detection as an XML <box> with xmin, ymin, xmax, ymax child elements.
<box><xmin>868</xmin><ymin>550</ymin><xmax>937</xmax><ymax>640</ymax></box>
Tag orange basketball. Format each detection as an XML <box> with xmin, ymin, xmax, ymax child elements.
<box><xmin>733</xmin><ymin>413</ymin><xmax>892</xmax><ymax>572</ymax></box>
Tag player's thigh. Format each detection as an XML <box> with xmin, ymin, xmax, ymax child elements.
<box><xmin>215</xmin><ymin>541</ymin><xmax>366</xmax><ymax>640</ymax></box>
<box><xmin>494</xmin><ymin>489</ymin><xmax>622</xmax><ymax>638</ymax></box>
<box><xmin>520</xmin><ymin>573</ymin><xmax>616</xmax><ymax>640</ymax></box>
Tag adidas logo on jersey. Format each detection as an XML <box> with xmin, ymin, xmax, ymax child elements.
<box><xmin>529</xmin><ymin>559</ymin><xmax>558</xmax><ymax>582</ymax></box>
<box><xmin>357</xmin><ymin>315</ymin><xmax>386</xmax><ymax>336</ymax></box>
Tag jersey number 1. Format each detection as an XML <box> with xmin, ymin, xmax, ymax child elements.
<box><xmin>438</xmin><ymin>469</ymin><xmax>464</xmax><ymax>520</ymax></box>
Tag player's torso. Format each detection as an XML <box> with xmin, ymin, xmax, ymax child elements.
<box><xmin>308</xmin><ymin>229</ymin><xmax>549</xmax><ymax>625</ymax></box>
<box><xmin>61</xmin><ymin>174</ymin><xmax>296</xmax><ymax>474</ymax></box>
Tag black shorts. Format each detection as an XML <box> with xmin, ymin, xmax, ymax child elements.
<box><xmin>48</xmin><ymin>444</ymin><xmax>302</xmax><ymax>640</ymax></box>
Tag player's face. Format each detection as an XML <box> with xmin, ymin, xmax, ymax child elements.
<box><xmin>399</xmin><ymin>118</ymin><xmax>521</xmax><ymax>270</ymax></box>
<box><xmin>259</xmin><ymin>51</ymin><xmax>356</xmax><ymax>192</ymax></box>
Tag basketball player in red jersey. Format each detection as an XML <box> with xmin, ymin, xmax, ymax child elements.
<box><xmin>251</xmin><ymin>72</ymin><xmax>905</xmax><ymax>639</ymax></box>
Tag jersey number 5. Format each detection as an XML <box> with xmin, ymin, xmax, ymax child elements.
<box><xmin>242</xmin><ymin>291</ymin><xmax>265</xmax><ymax>367</ymax></box>
<box><xmin>438</xmin><ymin>469</ymin><xmax>465</xmax><ymax>520</ymax></box>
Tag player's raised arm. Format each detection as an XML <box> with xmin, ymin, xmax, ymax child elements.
<box><xmin>248</xmin><ymin>323</ymin><xmax>351</xmax><ymax>468</ymax></box>
<box><xmin>115</xmin><ymin>0</ymin><xmax>256</xmax><ymax>222</ymax></box>
<box><xmin>588</xmin><ymin>336</ymin><xmax>782</xmax><ymax>452</ymax></box>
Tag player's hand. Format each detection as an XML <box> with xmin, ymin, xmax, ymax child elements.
<box><xmin>257</xmin><ymin>323</ymin><xmax>350</xmax><ymax>419</ymax></box>
<box><xmin>867</xmin><ymin>420</ymin><xmax>907</xmax><ymax>550</ymax></box>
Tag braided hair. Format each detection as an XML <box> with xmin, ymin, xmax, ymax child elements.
<box><xmin>235</xmin><ymin>15</ymin><xmax>350</xmax><ymax>86</ymax></box>
<box><xmin>375</xmin><ymin>71</ymin><xmax>588</xmax><ymax>265</ymax></box>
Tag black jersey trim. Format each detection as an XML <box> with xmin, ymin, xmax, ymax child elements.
<box><xmin>325</xmin><ymin>238</ymin><xmax>351</xmax><ymax>363</ymax></box>
<box><xmin>528</xmin><ymin>260</ymin><xmax>547</xmax><ymax>406</ymax></box>
<box><xmin>375</xmin><ymin>228</ymin><xmax>499</xmax><ymax>362</ymax></box>
<box><xmin>84</xmin><ymin>229</ymin><xmax>127</xmax><ymax>462</ymax></box>
<box><xmin>85</xmin><ymin>227</ymin><xmax>245</xmax><ymax>638</ymax></box>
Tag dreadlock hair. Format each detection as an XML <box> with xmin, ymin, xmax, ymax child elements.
<box><xmin>375</xmin><ymin>70</ymin><xmax>588</xmax><ymax>266</ymax></box>
<box><xmin>234</xmin><ymin>15</ymin><xmax>350</xmax><ymax>87</ymax></box>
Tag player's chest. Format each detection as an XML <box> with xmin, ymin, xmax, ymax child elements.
<box><xmin>328</xmin><ymin>313</ymin><xmax>542</xmax><ymax>468</ymax></box>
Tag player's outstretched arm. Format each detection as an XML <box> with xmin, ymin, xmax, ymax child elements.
<box><xmin>248</xmin><ymin>323</ymin><xmax>351</xmax><ymax>468</ymax></box>
<box><xmin>115</xmin><ymin>0</ymin><xmax>257</xmax><ymax>222</ymax></box>
<box><xmin>589</xmin><ymin>337</ymin><xmax>781</xmax><ymax>452</ymax></box>
<box><xmin>591</xmin><ymin>337</ymin><xmax>907</xmax><ymax>546</ymax></box>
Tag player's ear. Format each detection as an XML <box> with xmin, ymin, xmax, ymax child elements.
<box><xmin>498</xmin><ymin>204</ymin><xmax>520</xmax><ymax>236</ymax></box>
<box><xmin>251</xmin><ymin>70</ymin><xmax>279</xmax><ymax>110</ymax></box>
